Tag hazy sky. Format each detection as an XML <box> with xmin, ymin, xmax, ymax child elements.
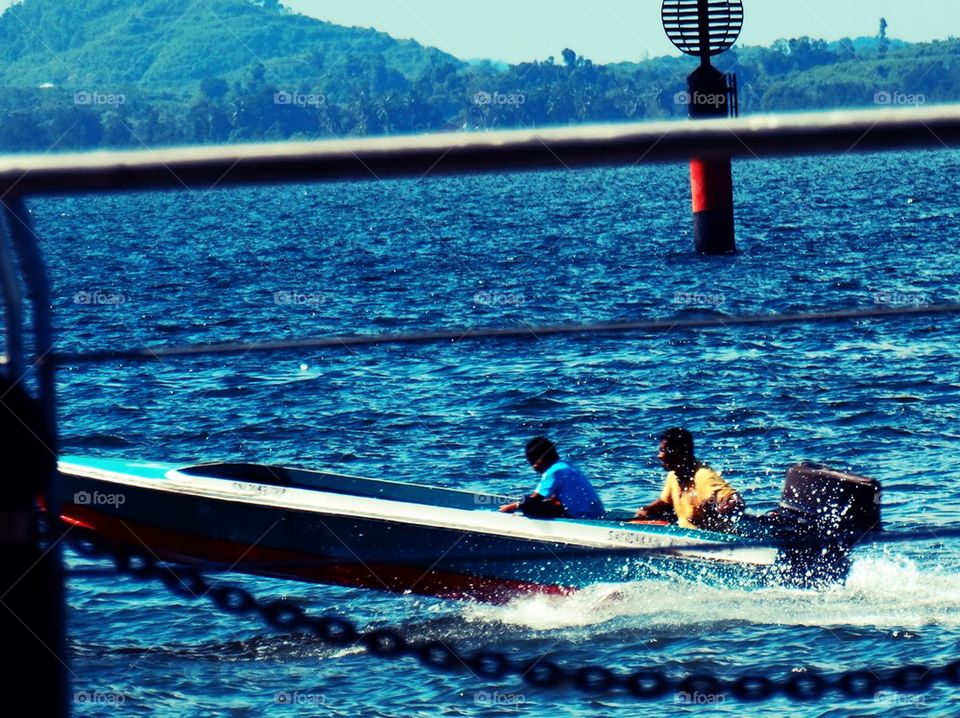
<box><xmin>0</xmin><ymin>0</ymin><xmax>956</xmax><ymax>65</ymax></box>
<box><xmin>281</xmin><ymin>0</ymin><xmax>958</xmax><ymax>64</ymax></box>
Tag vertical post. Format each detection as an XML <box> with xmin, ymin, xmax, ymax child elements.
<box><xmin>690</xmin><ymin>154</ymin><xmax>735</xmax><ymax>255</ymax></box>
<box><xmin>5</xmin><ymin>198</ymin><xmax>57</xmax><ymax>428</ymax></box>
<box><xmin>697</xmin><ymin>0</ymin><xmax>712</xmax><ymax>70</ymax></box>
<box><xmin>0</xmin><ymin>196</ymin><xmax>67</xmax><ymax>718</ymax></box>
<box><xmin>686</xmin><ymin>4</ymin><xmax>737</xmax><ymax>255</ymax></box>
<box><xmin>0</xmin><ymin>226</ymin><xmax>24</xmax><ymax>376</ymax></box>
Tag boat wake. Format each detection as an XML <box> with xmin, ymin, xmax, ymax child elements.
<box><xmin>460</xmin><ymin>552</ymin><xmax>960</xmax><ymax>632</ymax></box>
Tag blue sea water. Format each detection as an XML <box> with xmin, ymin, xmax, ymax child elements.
<box><xmin>23</xmin><ymin>148</ymin><xmax>960</xmax><ymax>716</ymax></box>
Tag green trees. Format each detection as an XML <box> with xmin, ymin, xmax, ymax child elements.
<box><xmin>0</xmin><ymin>0</ymin><xmax>957</xmax><ymax>152</ymax></box>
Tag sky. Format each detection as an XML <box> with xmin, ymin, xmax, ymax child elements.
<box><xmin>280</xmin><ymin>0</ymin><xmax>959</xmax><ymax>64</ymax></box>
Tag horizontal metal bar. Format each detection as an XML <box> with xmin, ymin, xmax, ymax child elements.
<box><xmin>1</xmin><ymin>105</ymin><xmax>959</xmax><ymax>196</ymax></box>
<box><xmin>51</xmin><ymin>303</ymin><xmax>960</xmax><ymax>366</ymax></box>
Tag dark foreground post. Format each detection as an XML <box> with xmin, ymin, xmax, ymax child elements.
<box><xmin>0</xmin><ymin>375</ymin><xmax>67</xmax><ymax>716</ymax></box>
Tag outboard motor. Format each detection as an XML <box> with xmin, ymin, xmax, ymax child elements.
<box><xmin>763</xmin><ymin>463</ymin><xmax>881</xmax><ymax>587</ymax></box>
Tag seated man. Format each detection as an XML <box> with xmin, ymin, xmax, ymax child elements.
<box><xmin>634</xmin><ymin>428</ymin><xmax>743</xmax><ymax>531</ymax></box>
<box><xmin>499</xmin><ymin>437</ymin><xmax>605</xmax><ymax>519</ymax></box>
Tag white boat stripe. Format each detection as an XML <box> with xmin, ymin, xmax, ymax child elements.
<box><xmin>58</xmin><ymin>461</ymin><xmax>777</xmax><ymax>566</ymax></box>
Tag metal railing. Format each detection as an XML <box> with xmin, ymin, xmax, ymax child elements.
<box><xmin>0</xmin><ymin>105</ymin><xmax>958</xmax><ymax>196</ymax></box>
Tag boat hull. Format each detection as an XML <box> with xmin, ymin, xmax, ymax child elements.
<box><xmin>57</xmin><ymin>456</ymin><xmax>777</xmax><ymax>603</ymax></box>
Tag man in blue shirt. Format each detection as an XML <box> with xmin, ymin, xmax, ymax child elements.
<box><xmin>499</xmin><ymin>437</ymin><xmax>605</xmax><ymax>519</ymax></box>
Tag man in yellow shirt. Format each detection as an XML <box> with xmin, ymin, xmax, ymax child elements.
<box><xmin>634</xmin><ymin>428</ymin><xmax>744</xmax><ymax>531</ymax></box>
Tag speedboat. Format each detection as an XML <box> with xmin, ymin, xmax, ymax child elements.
<box><xmin>56</xmin><ymin>457</ymin><xmax>881</xmax><ymax>603</ymax></box>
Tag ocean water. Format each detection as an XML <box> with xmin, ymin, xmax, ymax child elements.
<box><xmin>24</xmin><ymin>148</ymin><xmax>960</xmax><ymax>715</ymax></box>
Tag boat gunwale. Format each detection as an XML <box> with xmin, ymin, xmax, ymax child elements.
<box><xmin>57</xmin><ymin>457</ymin><xmax>778</xmax><ymax>566</ymax></box>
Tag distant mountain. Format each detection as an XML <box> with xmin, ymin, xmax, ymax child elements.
<box><xmin>0</xmin><ymin>0</ymin><xmax>462</xmax><ymax>95</ymax></box>
<box><xmin>0</xmin><ymin>0</ymin><xmax>957</xmax><ymax>152</ymax></box>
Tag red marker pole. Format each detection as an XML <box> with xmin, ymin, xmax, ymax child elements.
<box><xmin>691</xmin><ymin>157</ymin><xmax>735</xmax><ymax>254</ymax></box>
<box><xmin>687</xmin><ymin>63</ymin><xmax>736</xmax><ymax>254</ymax></box>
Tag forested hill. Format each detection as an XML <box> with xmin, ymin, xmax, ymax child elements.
<box><xmin>0</xmin><ymin>0</ymin><xmax>459</xmax><ymax>89</ymax></box>
<box><xmin>0</xmin><ymin>0</ymin><xmax>957</xmax><ymax>152</ymax></box>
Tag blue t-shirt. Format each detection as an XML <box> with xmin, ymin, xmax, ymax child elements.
<box><xmin>534</xmin><ymin>461</ymin><xmax>605</xmax><ymax>519</ymax></box>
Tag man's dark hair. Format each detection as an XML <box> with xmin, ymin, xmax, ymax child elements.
<box><xmin>660</xmin><ymin>427</ymin><xmax>694</xmax><ymax>460</ymax></box>
<box><xmin>525</xmin><ymin>436</ymin><xmax>559</xmax><ymax>466</ymax></box>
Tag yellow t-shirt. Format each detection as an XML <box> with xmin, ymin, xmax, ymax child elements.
<box><xmin>660</xmin><ymin>463</ymin><xmax>737</xmax><ymax>529</ymax></box>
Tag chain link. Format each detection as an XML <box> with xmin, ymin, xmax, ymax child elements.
<box><xmin>65</xmin><ymin>531</ymin><xmax>959</xmax><ymax>702</ymax></box>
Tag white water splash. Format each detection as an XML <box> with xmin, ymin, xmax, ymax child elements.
<box><xmin>461</xmin><ymin>553</ymin><xmax>960</xmax><ymax>631</ymax></box>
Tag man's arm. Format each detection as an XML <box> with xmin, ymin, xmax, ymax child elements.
<box><xmin>499</xmin><ymin>492</ymin><xmax>542</xmax><ymax>513</ymax></box>
<box><xmin>502</xmin><ymin>467</ymin><xmax>558</xmax><ymax>513</ymax></box>
<box><xmin>635</xmin><ymin>498</ymin><xmax>672</xmax><ymax>519</ymax></box>
<box><xmin>636</xmin><ymin>475</ymin><xmax>675</xmax><ymax>519</ymax></box>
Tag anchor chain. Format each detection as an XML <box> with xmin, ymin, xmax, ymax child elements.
<box><xmin>62</xmin><ymin>531</ymin><xmax>959</xmax><ymax>702</ymax></box>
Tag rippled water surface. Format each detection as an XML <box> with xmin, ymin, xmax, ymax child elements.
<box><xmin>28</xmin><ymin>149</ymin><xmax>960</xmax><ymax>716</ymax></box>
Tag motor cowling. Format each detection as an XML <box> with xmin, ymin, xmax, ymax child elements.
<box><xmin>764</xmin><ymin>463</ymin><xmax>882</xmax><ymax>587</ymax></box>
<box><xmin>779</xmin><ymin>462</ymin><xmax>882</xmax><ymax>537</ymax></box>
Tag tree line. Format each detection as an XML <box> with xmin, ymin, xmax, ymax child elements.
<box><xmin>1</xmin><ymin>34</ymin><xmax>957</xmax><ymax>152</ymax></box>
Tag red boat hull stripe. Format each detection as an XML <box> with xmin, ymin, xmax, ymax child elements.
<box><xmin>62</xmin><ymin>505</ymin><xmax>572</xmax><ymax>604</ymax></box>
